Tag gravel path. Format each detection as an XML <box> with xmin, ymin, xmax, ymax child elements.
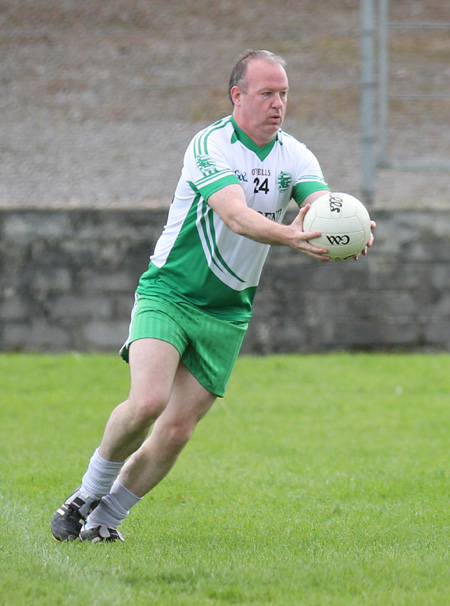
<box><xmin>1</xmin><ymin>0</ymin><xmax>449</xmax><ymax>210</ymax></box>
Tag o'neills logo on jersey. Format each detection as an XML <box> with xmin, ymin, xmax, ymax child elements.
<box><xmin>276</xmin><ymin>171</ymin><xmax>292</xmax><ymax>192</ymax></box>
<box><xmin>196</xmin><ymin>154</ymin><xmax>217</xmax><ymax>176</ymax></box>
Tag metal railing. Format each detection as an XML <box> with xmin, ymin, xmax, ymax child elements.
<box><xmin>360</xmin><ymin>0</ymin><xmax>450</xmax><ymax>204</ymax></box>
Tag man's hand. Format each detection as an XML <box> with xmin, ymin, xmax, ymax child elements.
<box><xmin>286</xmin><ymin>204</ymin><xmax>330</xmax><ymax>261</ymax></box>
<box><xmin>354</xmin><ymin>220</ymin><xmax>376</xmax><ymax>260</ymax></box>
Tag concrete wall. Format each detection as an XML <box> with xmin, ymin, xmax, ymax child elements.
<box><xmin>1</xmin><ymin>208</ymin><xmax>450</xmax><ymax>354</ymax></box>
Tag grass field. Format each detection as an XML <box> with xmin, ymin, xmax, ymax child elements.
<box><xmin>1</xmin><ymin>352</ymin><xmax>450</xmax><ymax>605</ymax></box>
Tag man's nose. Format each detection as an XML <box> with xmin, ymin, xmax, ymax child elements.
<box><xmin>272</xmin><ymin>94</ymin><xmax>284</xmax><ymax>108</ymax></box>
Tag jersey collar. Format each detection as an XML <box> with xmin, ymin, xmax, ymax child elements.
<box><xmin>230</xmin><ymin>116</ymin><xmax>280</xmax><ymax>162</ymax></box>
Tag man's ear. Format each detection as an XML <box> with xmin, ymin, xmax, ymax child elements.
<box><xmin>230</xmin><ymin>85</ymin><xmax>241</xmax><ymax>106</ymax></box>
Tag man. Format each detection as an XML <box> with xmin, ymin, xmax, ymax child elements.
<box><xmin>51</xmin><ymin>50</ymin><xmax>374</xmax><ymax>543</ymax></box>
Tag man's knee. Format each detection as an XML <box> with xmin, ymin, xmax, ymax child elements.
<box><xmin>127</xmin><ymin>391</ymin><xmax>169</xmax><ymax>428</ymax></box>
<box><xmin>156</xmin><ymin>419</ymin><xmax>195</xmax><ymax>453</ymax></box>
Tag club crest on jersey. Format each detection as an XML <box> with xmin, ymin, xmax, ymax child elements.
<box><xmin>196</xmin><ymin>154</ymin><xmax>217</xmax><ymax>176</ymax></box>
<box><xmin>276</xmin><ymin>171</ymin><xmax>292</xmax><ymax>193</ymax></box>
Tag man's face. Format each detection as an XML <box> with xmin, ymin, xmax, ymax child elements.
<box><xmin>231</xmin><ymin>59</ymin><xmax>289</xmax><ymax>146</ymax></box>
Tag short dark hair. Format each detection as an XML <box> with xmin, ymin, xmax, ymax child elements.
<box><xmin>228</xmin><ymin>50</ymin><xmax>287</xmax><ymax>105</ymax></box>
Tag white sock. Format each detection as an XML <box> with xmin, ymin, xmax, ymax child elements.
<box><xmin>81</xmin><ymin>448</ymin><xmax>125</xmax><ymax>500</ymax></box>
<box><xmin>85</xmin><ymin>477</ymin><xmax>142</xmax><ymax>530</ymax></box>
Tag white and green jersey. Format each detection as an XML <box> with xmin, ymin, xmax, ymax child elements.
<box><xmin>138</xmin><ymin>115</ymin><xmax>329</xmax><ymax>322</ymax></box>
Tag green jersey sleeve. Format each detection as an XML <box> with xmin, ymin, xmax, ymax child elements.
<box><xmin>187</xmin><ymin>118</ymin><xmax>240</xmax><ymax>201</ymax></box>
<box><xmin>292</xmin><ymin>181</ymin><xmax>330</xmax><ymax>205</ymax></box>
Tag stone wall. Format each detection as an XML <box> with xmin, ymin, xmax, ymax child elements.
<box><xmin>1</xmin><ymin>208</ymin><xmax>450</xmax><ymax>354</ymax></box>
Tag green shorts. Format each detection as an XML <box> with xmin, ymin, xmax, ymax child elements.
<box><xmin>120</xmin><ymin>294</ymin><xmax>248</xmax><ymax>397</ymax></box>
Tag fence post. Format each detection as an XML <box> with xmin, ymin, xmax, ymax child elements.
<box><xmin>360</xmin><ymin>0</ymin><xmax>376</xmax><ymax>205</ymax></box>
<box><xmin>378</xmin><ymin>0</ymin><xmax>390</xmax><ymax>168</ymax></box>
